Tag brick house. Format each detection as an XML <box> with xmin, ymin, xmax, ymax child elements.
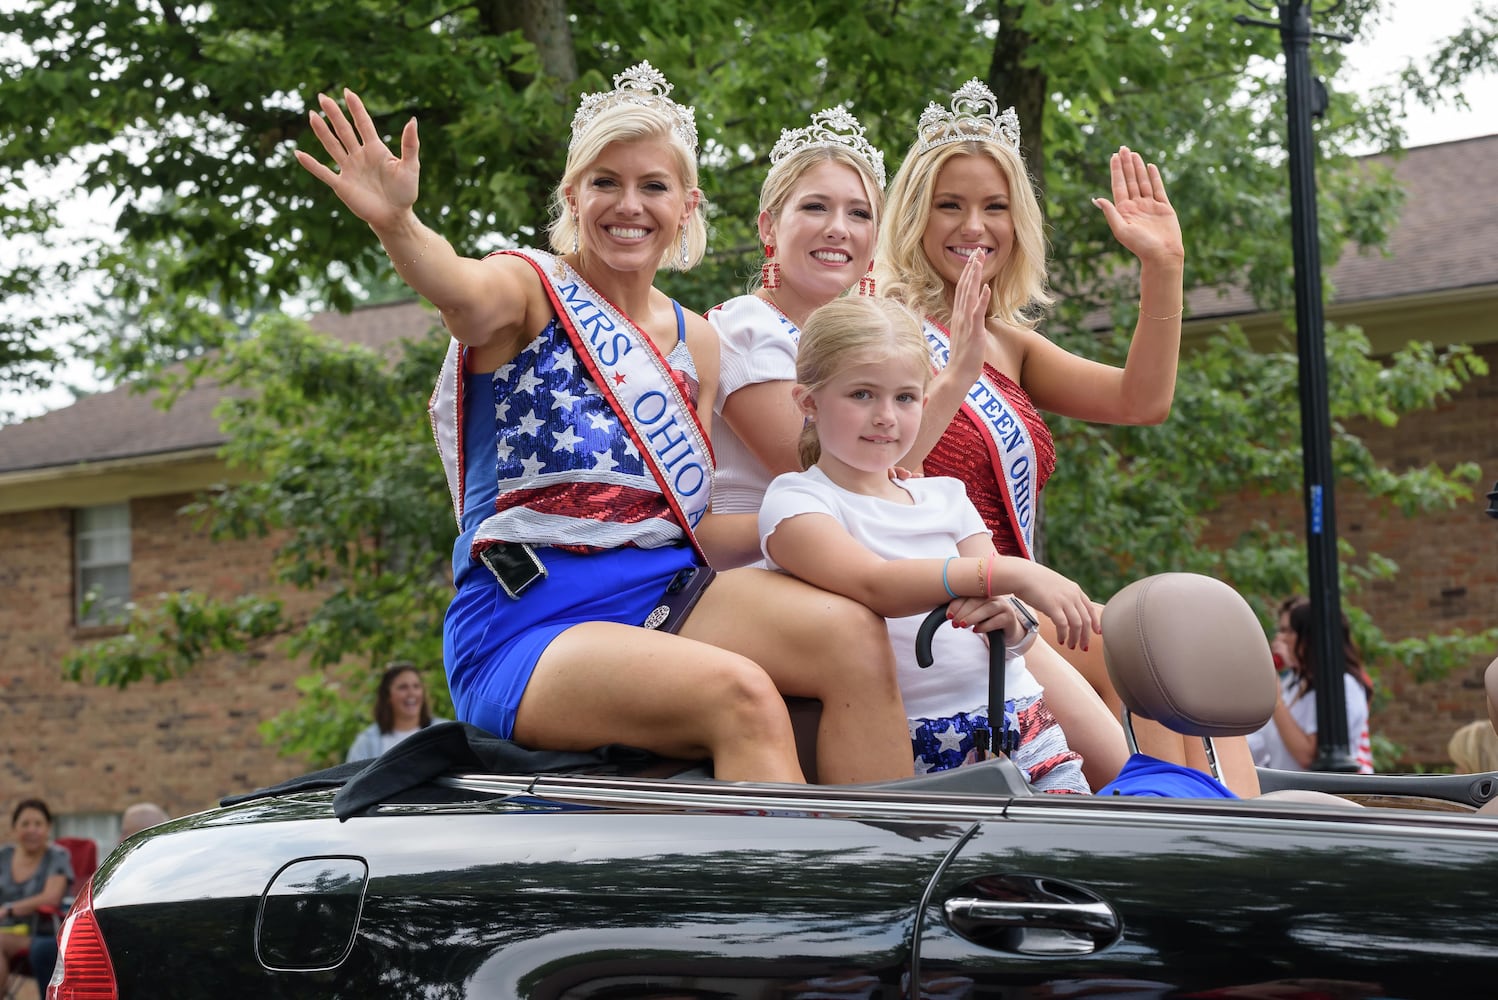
<box><xmin>0</xmin><ymin>136</ymin><xmax>1494</xmax><ymax>838</ymax></box>
<box><xmin>0</xmin><ymin>303</ymin><xmax>442</xmax><ymax>842</ymax></box>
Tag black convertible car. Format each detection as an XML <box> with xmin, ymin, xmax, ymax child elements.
<box><xmin>46</xmin><ymin>575</ymin><xmax>1498</xmax><ymax>998</ymax></box>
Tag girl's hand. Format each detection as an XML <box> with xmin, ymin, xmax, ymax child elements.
<box><xmin>944</xmin><ymin>594</ymin><xmax>1020</xmax><ymax>636</ymax></box>
<box><xmin>295</xmin><ymin>88</ymin><xmax>420</xmax><ymax>230</ymax></box>
<box><xmin>1091</xmin><ymin>146</ymin><xmax>1184</xmax><ymax>267</ymax></box>
<box><xmin>945</xmin><ymin>248</ymin><xmax>991</xmax><ymax>386</ymax></box>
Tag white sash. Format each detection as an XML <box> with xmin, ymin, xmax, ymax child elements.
<box><xmin>923</xmin><ymin>317</ymin><xmax>1039</xmax><ymax>560</ymax></box>
<box><xmin>507</xmin><ymin>248</ymin><xmax>712</xmax><ymax>560</ymax></box>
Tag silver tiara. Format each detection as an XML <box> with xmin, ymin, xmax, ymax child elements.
<box><xmin>569</xmin><ymin>61</ymin><xmax>699</xmax><ymax>155</ymax></box>
<box><xmin>768</xmin><ymin>107</ymin><xmax>886</xmax><ymax>188</ymax></box>
<box><xmin>915</xmin><ymin>79</ymin><xmax>1021</xmax><ymax>154</ymax></box>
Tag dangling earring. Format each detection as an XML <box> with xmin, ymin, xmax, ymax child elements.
<box><xmin>858</xmin><ymin>262</ymin><xmax>876</xmax><ymax>297</ymax></box>
<box><xmin>761</xmin><ymin>244</ymin><xmax>781</xmax><ymax>290</ymax></box>
<box><xmin>572</xmin><ymin>216</ymin><xmax>580</xmax><ymax>255</ymax></box>
<box><xmin>679</xmin><ymin>227</ymin><xmax>689</xmax><ymax>269</ymax></box>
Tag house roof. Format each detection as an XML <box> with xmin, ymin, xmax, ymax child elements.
<box><xmin>1</xmin><ymin>134</ymin><xmax>1494</xmax><ymax>477</ymax></box>
<box><xmin>0</xmin><ymin>300</ymin><xmax>439</xmax><ymax>476</ymax></box>
<box><xmin>1186</xmin><ymin>133</ymin><xmax>1498</xmax><ymax>319</ymax></box>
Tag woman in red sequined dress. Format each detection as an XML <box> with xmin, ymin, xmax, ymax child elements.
<box><xmin>876</xmin><ymin>80</ymin><xmax>1260</xmax><ymax>795</ymax></box>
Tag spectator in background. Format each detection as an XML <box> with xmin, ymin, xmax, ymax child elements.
<box><xmin>0</xmin><ymin>798</ymin><xmax>73</xmax><ymax>986</ymax></box>
<box><xmin>23</xmin><ymin>801</ymin><xmax>158</xmax><ymax>991</ymax></box>
<box><xmin>120</xmin><ymin>802</ymin><xmax>169</xmax><ymax>841</ymax></box>
<box><xmin>347</xmin><ymin>662</ymin><xmax>450</xmax><ymax>762</ymax></box>
<box><xmin>1247</xmin><ymin>596</ymin><xmax>1375</xmax><ymax>773</ymax></box>
<box><xmin>1448</xmin><ymin>719</ymin><xmax>1498</xmax><ymax>773</ymax></box>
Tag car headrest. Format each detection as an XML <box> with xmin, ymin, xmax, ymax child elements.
<box><xmin>1103</xmin><ymin>572</ymin><xmax>1277</xmax><ymax>737</ymax></box>
<box><xmin>1485</xmin><ymin>656</ymin><xmax>1498</xmax><ymax>734</ymax></box>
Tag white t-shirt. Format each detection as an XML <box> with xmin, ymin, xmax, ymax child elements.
<box><xmin>706</xmin><ymin>295</ymin><xmax>801</xmax><ymax>515</ymax></box>
<box><xmin>1247</xmin><ymin>672</ymin><xmax>1372</xmax><ymax>772</ymax></box>
<box><xmin>759</xmin><ymin>466</ymin><xmax>1042</xmax><ymax>720</ymax></box>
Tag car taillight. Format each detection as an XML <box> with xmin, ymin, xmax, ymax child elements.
<box><xmin>46</xmin><ymin>876</ymin><xmax>117</xmax><ymax>1000</ymax></box>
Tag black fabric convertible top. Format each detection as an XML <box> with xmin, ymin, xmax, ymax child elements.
<box><xmin>221</xmin><ymin>722</ymin><xmax>672</xmax><ymax>819</ymax></box>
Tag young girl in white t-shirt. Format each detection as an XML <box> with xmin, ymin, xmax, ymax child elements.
<box><xmin>758</xmin><ymin>296</ymin><xmax>1100</xmax><ymax>791</ymax></box>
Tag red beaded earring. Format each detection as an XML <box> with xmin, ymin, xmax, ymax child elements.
<box><xmin>761</xmin><ymin>244</ymin><xmax>781</xmax><ymax>290</ymax></box>
<box><xmin>858</xmin><ymin>262</ymin><xmax>876</xmax><ymax>296</ymax></box>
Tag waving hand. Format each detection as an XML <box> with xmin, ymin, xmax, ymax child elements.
<box><xmin>295</xmin><ymin>89</ymin><xmax>419</xmax><ymax>230</ymax></box>
<box><xmin>1091</xmin><ymin>146</ymin><xmax>1184</xmax><ymax>266</ymax></box>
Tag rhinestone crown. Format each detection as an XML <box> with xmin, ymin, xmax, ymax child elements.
<box><xmin>569</xmin><ymin>61</ymin><xmax>698</xmax><ymax>155</ymax></box>
<box><xmin>768</xmin><ymin>107</ymin><xmax>886</xmax><ymax>188</ymax></box>
<box><xmin>914</xmin><ymin>78</ymin><xmax>1021</xmax><ymax>154</ymax></box>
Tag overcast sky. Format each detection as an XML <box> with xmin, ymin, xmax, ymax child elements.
<box><xmin>1340</xmin><ymin>1</ymin><xmax>1496</xmax><ymax>147</ymax></box>
<box><xmin>4</xmin><ymin>1</ymin><xmax>1495</xmax><ymax>421</ymax></box>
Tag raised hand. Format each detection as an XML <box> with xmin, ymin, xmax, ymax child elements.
<box><xmin>1091</xmin><ymin>146</ymin><xmax>1184</xmax><ymax>267</ymax></box>
<box><xmin>294</xmin><ymin>88</ymin><xmax>420</xmax><ymax>231</ymax></box>
<box><xmin>944</xmin><ymin>247</ymin><xmax>992</xmax><ymax>386</ymax></box>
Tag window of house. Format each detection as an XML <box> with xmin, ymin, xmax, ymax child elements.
<box><xmin>75</xmin><ymin>502</ymin><xmax>131</xmax><ymax>626</ymax></box>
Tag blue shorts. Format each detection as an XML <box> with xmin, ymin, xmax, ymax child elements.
<box><xmin>443</xmin><ymin>544</ymin><xmax>698</xmax><ymax>740</ymax></box>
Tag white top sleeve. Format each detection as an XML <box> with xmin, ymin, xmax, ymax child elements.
<box><xmin>706</xmin><ymin>296</ymin><xmax>802</xmax><ymax>516</ymax></box>
<box><xmin>709</xmin><ymin>295</ymin><xmax>800</xmax><ymax>413</ymax></box>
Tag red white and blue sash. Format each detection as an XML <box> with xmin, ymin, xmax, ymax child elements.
<box><xmin>923</xmin><ymin>317</ymin><xmax>1039</xmax><ymax>560</ymax></box>
<box><xmin>428</xmin><ymin>248</ymin><xmax>711</xmax><ymax>561</ymax></box>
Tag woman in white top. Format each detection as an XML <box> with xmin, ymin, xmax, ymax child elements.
<box><xmin>1248</xmin><ymin>596</ymin><xmax>1375</xmax><ymax>773</ymax></box>
<box><xmin>708</xmin><ymin>108</ymin><xmax>887</xmax><ymax>535</ymax></box>
<box><xmin>348</xmin><ymin>661</ymin><xmax>450</xmax><ymax>762</ymax></box>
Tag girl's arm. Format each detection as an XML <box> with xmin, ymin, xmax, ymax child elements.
<box><xmin>765</xmin><ymin>511</ymin><xmax>987</xmax><ymax>618</ymax></box>
<box><xmin>765</xmin><ymin>512</ymin><xmax>1097</xmax><ymax>645</ymax></box>
<box><xmin>1019</xmin><ymin>147</ymin><xmax>1185</xmax><ymax>426</ymax></box>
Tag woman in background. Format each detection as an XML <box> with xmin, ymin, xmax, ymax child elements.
<box><xmin>1248</xmin><ymin>596</ymin><xmax>1375</xmax><ymax>773</ymax></box>
<box><xmin>348</xmin><ymin>661</ymin><xmax>450</xmax><ymax>762</ymax></box>
<box><xmin>0</xmin><ymin>798</ymin><xmax>73</xmax><ymax>984</ymax></box>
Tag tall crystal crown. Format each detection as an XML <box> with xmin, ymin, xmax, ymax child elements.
<box><xmin>768</xmin><ymin>107</ymin><xmax>886</xmax><ymax>188</ymax></box>
<box><xmin>569</xmin><ymin>61</ymin><xmax>699</xmax><ymax>155</ymax></box>
<box><xmin>915</xmin><ymin>79</ymin><xmax>1021</xmax><ymax>154</ymax></box>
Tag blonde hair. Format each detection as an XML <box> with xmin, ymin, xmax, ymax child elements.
<box><xmin>1449</xmin><ymin>719</ymin><xmax>1498</xmax><ymax>773</ymax></box>
<box><xmin>875</xmin><ymin>138</ymin><xmax>1052</xmax><ymax>328</ymax></box>
<box><xmin>751</xmin><ymin>145</ymin><xmax>885</xmax><ymax>293</ymax></box>
<box><xmin>548</xmin><ymin>103</ymin><xmax>708</xmax><ymax>271</ymax></box>
<box><xmin>795</xmin><ymin>296</ymin><xmax>930</xmax><ymax>469</ymax></box>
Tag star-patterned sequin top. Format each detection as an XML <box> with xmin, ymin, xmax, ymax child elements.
<box><xmin>446</xmin><ymin>316</ymin><xmax>702</xmax><ymax>581</ymax></box>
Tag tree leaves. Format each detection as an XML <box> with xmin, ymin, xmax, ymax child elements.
<box><xmin>10</xmin><ymin>0</ymin><xmax>1495</xmax><ymax>764</ymax></box>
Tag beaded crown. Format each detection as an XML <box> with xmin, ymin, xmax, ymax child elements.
<box><xmin>768</xmin><ymin>107</ymin><xmax>886</xmax><ymax>188</ymax></box>
<box><xmin>915</xmin><ymin>79</ymin><xmax>1021</xmax><ymax>154</ymax></box>
<box><xmin>569</xmin><ymin>61</ymin><xmax>699</xmax><ymax>155</ymax></box>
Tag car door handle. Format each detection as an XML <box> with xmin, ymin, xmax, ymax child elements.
<box><xmin>943</xmin><ymin>895</ymin><xmax>1121</xmax><ymax>956</ymax></box>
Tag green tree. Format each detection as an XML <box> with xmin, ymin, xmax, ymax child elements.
<box><xmin>8</xmin><ymin>0</ymin><xmax>1493</xmax><ymax>763</ymax></box>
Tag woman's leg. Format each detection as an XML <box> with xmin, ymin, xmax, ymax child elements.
<box><xmin>1039</xmin><ymin>613</ymin><xmax>1262</xmax><ymax>797</ymax></box>
<box><xmin>0</xmin><ymin>933</ymin><xmax>27</xmax><ymax>979</ymax></box>
<box><xmin>514</xmin><ymin>620</ymin><xmax>805</xmax><ymax>783</ymax></box>
<box><xmin>1022</xmin><ymin>639</ymin><xmax>1129</xmax><ymax>790</ymax></box>
<box><xmin>679</xmin><ymin>568</ymin><xmax>915</xmax><ymax>784</ymax></box>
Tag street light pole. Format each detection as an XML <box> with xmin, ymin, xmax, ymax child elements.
<box><xmin>1238</xmin><ymin>0</ymin><xmax>1358</xmax><ymax>771</ymax></box>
